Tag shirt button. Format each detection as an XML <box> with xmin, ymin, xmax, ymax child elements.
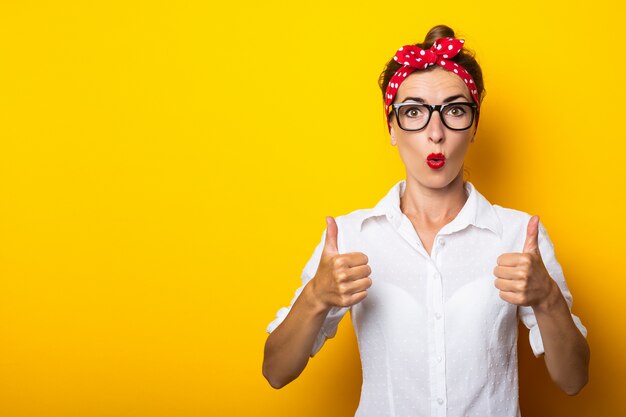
<box><xmin>435</xmin><ymin>312</ymin><xmax>442</xmax><ymax>320</ymax></box>
<box><xmin>433</xmin><ymin>272</ymin><xmax>441</xmax><ymax>280</ymax></box>
<box><xmin>437</xmin><ymin>398</ymin><xmax>444</xmax><ymax>405</ymax></box>
<box><xmin>437</xmin><ymin>356</ymin><xmax>442</xmax><ymax>362</ymax></box>
<box><xmin>438</xmin><ymin>238</ymin><xmax>445</xmax><ymax>246</ymax></box>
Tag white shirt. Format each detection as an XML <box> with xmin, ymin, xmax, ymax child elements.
<box><xmin>266</xmin><ymin>179</ymin><xmax>587</xmax><ymax>417</ymax></box>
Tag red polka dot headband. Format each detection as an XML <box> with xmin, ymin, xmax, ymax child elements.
<box><xmin>384</xmin><ymin>37</ymin><xmax>480</xmax><ymax>132</ymax></box>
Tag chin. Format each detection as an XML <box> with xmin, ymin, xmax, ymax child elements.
<box><xmin>411</xmin><ymin>167</ymin><xmax>462</xmax><ymax>188</ymax></box>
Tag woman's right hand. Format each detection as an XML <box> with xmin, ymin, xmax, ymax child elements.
<box><xmin>309</xmin><ymin>216</ymin><xmax>372</xmax><ymax>309</ymax></box>
<box><xmin>263</xmin><ymin>215</ymin><xmax>370</xmax><ymax>389</ymax></box>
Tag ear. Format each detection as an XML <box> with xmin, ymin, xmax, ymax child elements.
<box><xmin>389</xmin><ymin>123</ymin><xmax>397</xmax><ymax>146</ymax></box>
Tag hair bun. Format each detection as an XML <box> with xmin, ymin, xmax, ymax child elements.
<box><xmin>424</xmin><ymin>24</ymin><xmax>456</xmax><ymax>48</ymax></box>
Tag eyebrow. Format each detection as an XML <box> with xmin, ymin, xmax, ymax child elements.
<box><xmin>401</xmin><ymin>94</ymin><xmax>469</xmax><ymax>103</ymax></box>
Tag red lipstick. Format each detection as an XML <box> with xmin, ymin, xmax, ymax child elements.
<box><xmin>427</xmin><ymin>153</ymin><xmax>446</xmax><ymax>170</ymax></box>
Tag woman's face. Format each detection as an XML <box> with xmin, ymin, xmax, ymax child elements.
<box><xmin>389</xmin><ymin>66</ymin><xmax>477</xmax><ymax>190</ymax></box>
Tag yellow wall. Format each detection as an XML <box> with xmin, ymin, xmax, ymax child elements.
<box><xmin>0</xmin><ymin>1</ymin><xmax>624</xmax><ymax>416</ymax></box>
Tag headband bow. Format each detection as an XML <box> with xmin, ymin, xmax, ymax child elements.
<box><xmin>384</xmin><ymin>37</ymin><xmax>480</xmax><ymax>132</ymax></box>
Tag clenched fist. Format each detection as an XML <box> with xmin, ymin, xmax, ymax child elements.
<box><xmin>309</xmin><ymin>216</ymin><xmax>373</xmax><ymax>309</ymax></box>
<box><xmin>493</xmin><ymin>215</ymin><xmax>558</xmax><ymax>308</ymax></box>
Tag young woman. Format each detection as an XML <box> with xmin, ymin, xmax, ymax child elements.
<box><xmin>262</xmin><ymin>24</ymin><xmax>589</xmax><ymax>417</ymax></box>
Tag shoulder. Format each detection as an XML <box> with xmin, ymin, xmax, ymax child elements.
<box><xmin>490</xmin><ymin>203</ymin><xmax>553</xmax><ymax>250</ymax></box>
<box><xmin>492</xmin><ymin>204</ymin><xmax>533</xmax><ymax>230</ymax></box>
<box><xmin>470</xmin><ymin>182</ymin><xmax>541</xmax><ymax>245</ymax></box>
<box><xmin>334</xmin><ymin>208</ymin><xmax>375</xmax><ymax>227</ymax></box>
<box><xmin>330</xmin><ymin>209</ymin><xmax>372</xmax><ymax>239</ymax></box>
<box><xmin>469</xmin><ymin>182</ymin><xmax>531</xmax><ymax>230</ymax></box>
<box><xmin>328</xmin><ymin>208</ymin><xmax>378</xmax><ymax>253</ymax></box>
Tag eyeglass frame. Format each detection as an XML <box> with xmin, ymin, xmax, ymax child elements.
<box><xmin>389</xmin><ymin>102</ymin><xmax>478</xmax><ymax>132</ymax></box>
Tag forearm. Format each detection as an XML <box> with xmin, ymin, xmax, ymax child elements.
<box><xmin>532</xmin><ymin>283</ymin><xmax>590</xmax><ymax>395</ymax></box>
<box><xmin>263</xmin><ymin>281</ymin><xmax>331</xmax><ymax>389</ymax></box>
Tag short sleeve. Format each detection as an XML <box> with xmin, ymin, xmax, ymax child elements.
<box><xmin>519</xmin><ymin>219</ymin><xmax>588</xmax><ymax>357</ymax></box>
<box><xmin>265</xmin><ymin>225</ymin><xmax>350</xmax><ymax>357</ymax></box>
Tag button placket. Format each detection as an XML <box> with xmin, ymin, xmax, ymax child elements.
<box><xmin>397</xmin><ymin>214</ymin><xmax>430</xmax><ymax>258</ymax></box>
<box><xmin>430</xmin><ymin>236</ymin><xmax>445</xmax><ymax>262</ymax></box>
<box><xmin>431</xmin><ymin>244</ymin><xmax>447</xmax><ymax>416</ymax></box>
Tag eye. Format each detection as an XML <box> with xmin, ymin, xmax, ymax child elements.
<box><xmin>446</xmin><ymin>104</ymin><xmax>467</xmax><ymax>117</ymax></box>
<box><xmin>403</xmin><ymin>106</ymin><xmax>425</xmax><ymax>118</ymax></box>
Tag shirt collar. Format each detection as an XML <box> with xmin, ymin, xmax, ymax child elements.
<box><xmin>359</xmin><ymin>179</ymin><xmax>503</xmax><ymax>238</ymax></box>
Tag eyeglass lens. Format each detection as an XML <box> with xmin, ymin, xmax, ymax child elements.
<box><xmin>397</xmin><ymin>103</ymin><xmax>474</xmax><ymax>131</ymax></box>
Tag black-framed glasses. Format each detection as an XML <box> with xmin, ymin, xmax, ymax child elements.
<box><xmin>390</xmin><ymin>102</ymin><xmax>478</xmax><ymax>131</ymax></box>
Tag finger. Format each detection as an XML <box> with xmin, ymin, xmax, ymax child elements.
<box><xmin>494</xmin><ymin>277</ymin><xmax>520</xmax><ymax>292</ymax></box>
<box><xmin>493</xmin><ymin>265</ymin><xmax>525</xmax><ymax>280</ymax></box>
<box><xmin>341</xmin><ymin>252</ymin><xmax>369</xmax><ymax>267</ymax></box>
<box><xmin>496</xmin><ymin>252</ymin><xmax>526</xmax><ymax>267</ymax></box>
<box><xmin>323</xmin><ymin>216</ymin><xmax>339</xmax><ymax>257</ymax></box>
<box><xmin>523</xmin><ymin>215</ymin><xmax>540</xmax><ymax>254</ymax></box>
<box><xmin>343</xmin><ymin>277</ymin><xmax>373</xmax><ymax>294</ymax></box>
<box><xmin>498</xmin><ymin>290</ymin><xmax>522</xmax><ymax>305</ymax></box>
<box><xmin>345</xmin><ymin>264</ymin><xmax>372</xmax><ymax>280</ymax></box>
<box><xmin>347</xmin><ymin>289</ymin><xmax>368</xmax><ymax>306</ymax></box>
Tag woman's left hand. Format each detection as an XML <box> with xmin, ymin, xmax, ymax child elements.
<box><xmin>493</xmin><ymin>215</ymin><xmax>559</xmax><ymax>309</ymax></box>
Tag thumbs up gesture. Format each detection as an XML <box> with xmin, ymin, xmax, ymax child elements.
<box><xmin>309</xmin><ymin>216</ymin><xmax>373</xmax><ymax>309</ymax></box>
<box><xmin>493</xmin><ymin>215</ymin><xmax>558</xmax><ymax>307</ymax></box>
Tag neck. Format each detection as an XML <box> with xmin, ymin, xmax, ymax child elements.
<box><xmin>400</xmin><ymin>171</ymin><xmax>468</xmax><ymax>226</ymax></box>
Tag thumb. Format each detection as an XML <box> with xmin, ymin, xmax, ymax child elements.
<box><xmin>323</xmin><ymin>216</ymin><xmax>339</xmax><ymax>257</ymax></box>
<box><xmin>523</xmin><ymin>215</ymin><xmax>540</xmax><ymax>254</ymax></box>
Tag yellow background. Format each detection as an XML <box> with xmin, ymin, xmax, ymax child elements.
<box><xmin>0</xmin><ymin>1</ymin><xmax>624</xmax><ymax>416</ymax></box>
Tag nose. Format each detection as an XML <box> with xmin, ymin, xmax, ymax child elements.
<box><xmin>427</xmin><ymin>110</ymin><xmax>445</xmax><ymax>143</ymax></box>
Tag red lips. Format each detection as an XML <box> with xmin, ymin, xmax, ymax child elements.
<box><xmin>427</xmin><ymin>153</ymin><xmax>445</xmax><ymax>170</ymax></box>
